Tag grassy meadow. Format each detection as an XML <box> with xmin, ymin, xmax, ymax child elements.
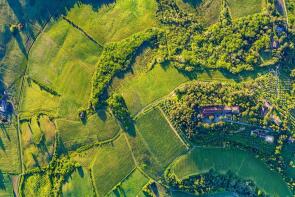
<box><xmin>57</xmin><ymin>110</ymin><xmax>120</xmax><ymax>150</ymax></box>
<box><xmin>127</xmin><ymin>108</ymin><xmax>186</xmax><ymax>178</ymax></box>
<box><xmin>0</xmin><ymin>123</ymin><xmax>20</xmax><ymax>173</ymax></box>
<box><xmin>20</xmin><ymin>115</ymin><xmax>56</xmax><ymax>170</ymax></box>
<box><xmin>26</xmin><ymin>19</ymin><xmax>102</xmax><ymax>119</ymax></box>
<box><xmin>170</xmin><ymin>147</ymin><xmax>292</xmax><ymax>197</ymax></box>
<box><xmin>21</xmin><ymin>173</ymin><xmax>52</xmax><ymax>197</ymax></box>
<box><xmin>108</xmin><ymin>169</ymin><xmax>149</xmax><ymax>197</ymax></box>
<box><xmin>91</xmin><ymin>135</ymin><xmax>135</xmax><ymax>196</ymax></box>
<box><xmin>0</xmin><ymin>173</ymin><xmax>14</xmax><ymax>196</ymax></box>
<box><xmin>71</xmin><ymin>134</ymin><xmax>136</xmax><ymax>196</ymax></box>
<box><xmin>112</xmin><ymin>64</ymin><xmax>189</xmax><ymax>115</ymax></box>
<box><xmin>66</xmin><ymin>0</ymin><xmax>159</xmax><ymax>45</ymax></box>
<box><xmin>228</xmin><ymin>0</ymin><xmax>265</xmax><ymax>18</ymax></box>
<box><xmin>62</xmin><ymin>167</ymin><xmax>94</xmax><ymax>197</ymax></box>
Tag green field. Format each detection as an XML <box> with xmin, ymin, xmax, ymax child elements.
<box><xmin>127</xmin><ymin>108</ymin><xmax>186</xmax><ymax>177</ymax></box>
<box><xmin>108</xmin><ymin>169</ymin><xmax>149</xmax><ymax>197</ymax></box>
<box><xmin>112</xmin><ymin>64</ymin><xmax>189</xmax><ymax>115</ymax></box>
<box><xmin>62</xmin><ymin>167</ymin><xmax>94</xmax><ymax>197</ymax></box>
<box><xmin>21</xmin><ymin>18</ymin><xmax>105</xmax><ymax>150</ymax></box>
<box><xmin>57</xmin><ymin>110</ymin><xmax>120</xmax><ymax>150</ymax></box>
<box><xmin>282</xmin><ymin>143</ymin><xmax>295</xmax><ymax>179</ymax></box>
<box><xmin>0</xmin><ymin>173</ymin><xmax>14</xmax><ymax>196</ymax></box>
<box><xmin>170</xmin><ymin>147</ymin><xmax>292</xmax><ymax>197</ymax></box>
<box><xmin>198</xmin><ymin>0</ymin><xmax>223</xmax><ymax>26</ymax></box>
<box><xmin>91</xmin><ymin>134</ymin><xmax>135</xmax><ymax>196</ymax></box>
<box><xmin>112</xmin><ymin>63</ymin><xmax>236</xmax><ymax>115</ymax></box>
<box><xmin>20</xmin><ymin>115</ymin><xmax>56</xmax><ymax>169</ymax></box>
<box><xmin>21</xmin><ymin>173</ymin><xmax>51</xmax><ymax>197</ymax></box>
<box><xmin>66</xmin><ymin>0</ymin><xmax>159</xmax><ymax>45</ymax></box>
<box><xmin>0</xmin><ymin>123</ymin><xmax>20</xmax><ymax>173</ymax></box>
<box><xmin>228</xmin><ymin>0</ymin><xmax>264</xmax><ymax>18</ymax></box>
<box><xmin>25</xmin><ymin>19</ymin><xmax>102</xmax><ymax>119</ymax></box>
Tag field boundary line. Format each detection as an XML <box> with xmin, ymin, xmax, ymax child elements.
<box><xmin>104</xmin><ymin>166</ymin><xmax>137</xmax><ymax>197</ymax></box>
<box><xmin>133</xmin><ymin>125</ymin><xmax>162</xmax><ymax>166</ymax></box>
<box><xmin>124</xmin><ymin>133</ymin><xmax>138</xmax><ymax>167</ymax></box>
<box><xmin>16</xmin><ymin>115</ymin><xmax>24</xmax><ymax>173</ymax></box>
<box><xmin>158</xmin><ymin>107</ymin><xmax>190</xmax><ymax>150</ymax></box>
<box><xmin>62</xmin><ymin>17</ymin><xmax>104</xmax><ymax>48</ymax></box>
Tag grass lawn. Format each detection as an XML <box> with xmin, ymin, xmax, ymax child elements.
<box><xmin>0</xmin><ymin>173</ymin><xmax>13</xmax><ymax>196</ymax></box>
<box><xmin>198</xmin><ymin>0</ymin><xmax>222</xmax><ymax>26</ymax></box>
<box><xmin>20</xmin><ymin>115</ymin><xmax>56</xmax><ymax>169</ymax></box>
<box><xmin>57</xmin><ymin>110</ymin><xmax>120</xmax><ymax>150</ymax></box>
<box><xmin>0</xmin><ymin>123</ymin><xmax>20</xmax><ymax>173</ymax></box>
<box><xmin>108</xmin><ymin>169</ymin><xmax>149</xmax><ymax>197</ymax></box>
<box><xmin>228</xmin><ymin>0</ymin><xmax>264</xmax><ymax>18</ymax></box>
<box><xmin>66</xmin><ymin>0</ymin><xmax>159</xmax><ymax>45</ymax></box>
<box><xmin>21</xmin><ymin>173</ymin><xmax>51</xmax><ymax>197</ymax></box>
<box><xmin>282</xmin><ymin>143</ymin><xmax>295</xmax><ymax>179</ymax></box>
<box><xmin>127</xmin><ymin>108</ymin><xmax>186</xmax><ymax>178</ymax></box>
<box><xmin>22</xmin><ymin>18</ymin><xmax>105</xmax><ymax>150</ymax></box>
<box><xmin>26</xmin><ymin>19</ymin><xmax>102</xmax><ymax>120</ymax></box>
<box><xmin>170</xmin><ymin>147</ymin><xmax>292</xmax><ymax>197</ymax></box>
<box><xmin>91</xmin><ymin>134</ymin><xmax>135</xmax><ymax>196</ymax></box>
<box><xmin>20</xmin><ymin>80</ymin><xmax>60</xmax><ymax>114</ymax></box>
<box><xmin>111</xmin><ymin>64</ymin><xmax>190</xmax><ymax>115</ymax></box>
<box><xmin>62</xmin><ymin>167</ymin><xmax>94</xmax><ymax>197</ymax></box>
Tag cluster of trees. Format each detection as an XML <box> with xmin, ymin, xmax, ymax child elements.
<box><xmin>155</xmin><ymin>0</ymin><xmax>290</xmax><ymax>74</ymax></box>
<box><xmin>286</xmin><ymin>0</ymin><xmax>295</xmax><ymax>30</ymax></box>
<box><xmin>162</xmin><ymin>79</ymin><xmax>289</xmax><ymax>139</ymax></box>
<box><xmin>181</xmin><ymin>13</ymin><xmax>281</xmax><ymax>73</ymax></box>
<box><xmin>107</xmin><ymin>94</ymin><xmax>133</xmax><ymax>132</ymax></box>
<box><xmin>89</xmin><ymin>28</ymin><xmax>162</xmax><ymax>109</ymax></box>
<box><xmin>162</xmin><ymin>81</ymin><xmax>264</xmax><ymax>139</ymax></box>
<box><xmin>165</xmin><ymin>169</ymin><xmax>267</xmax><ymax>196</ymax></box>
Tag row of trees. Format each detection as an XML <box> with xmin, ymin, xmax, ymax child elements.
<box><xmin>88</xmin><ymin>28</ymin><xmax>163</xmax><ymax>110</ymax></box>
<box><xmin>107</xmin><ymin>94</ymin><xmax>134</xmax><ymax>133</ymax></box>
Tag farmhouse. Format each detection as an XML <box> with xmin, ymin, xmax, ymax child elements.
<box><xmin>200</xmin><ymin>105</ymin><xmax>240</xmax><ymax>118</ymax></box>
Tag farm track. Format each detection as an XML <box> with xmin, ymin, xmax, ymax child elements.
<box><xmin>158</xmin><ymin>107</ymin><xmax>190</xmax><ymax>149</ymax></box>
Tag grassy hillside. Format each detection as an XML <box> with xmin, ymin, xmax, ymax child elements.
<box><xmin>127</xmin><ymin>108</ymin><xmax>186</xmax><ymax>177</ymax></box>
<box><xmin>228</xmin><ymin>0</ymin><xmax>265</xmax><ymax>18</ymax></box>
<box><xmin>91</xmin><ymin>135</ymin><xmax>135</xmax><ymax>196</ymax></box>
<box><xmin>171</xmin><ymin>147</ymin><xmax>292</xmax><ymax>197</ymax></box>
<box><xmin>0</xmin><ymin>123</ymin><xmax>20</xmax><ymax>173</ymax></box>
<box><xmin>57</xmin><ymin>110</ymin><xmax>120</xmax><ymax>150</ymax></box>
<box><xmin>108</xmin><ymin>169</ymin><xmax>149</xmax><ymax>197</ymax></box>
<box><xmin>66</xmin><ymin>0</ymin><xmax>159</xmax><ymax>44</ymax></box>
<box><xmin>62</xmin><ymin>167</ymin><xmax>94</xmax><ymax>197</ymax></box>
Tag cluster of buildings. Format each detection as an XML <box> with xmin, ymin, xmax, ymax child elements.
<box><xmin>200</xmin><ymin>105</ymin><xmax>240</xmax><ymax>121</ymax></box>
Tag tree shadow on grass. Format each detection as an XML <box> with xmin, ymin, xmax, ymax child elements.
<box><xmin>0</xmin><ymin>138</ymin><xmax>5</xmax><ymax>152</ymax></box>
<box><xmin>13</xmin><ymin>31</ymin><xmax>27</xmax><ymax>58</ymax></box>
<box><xmin>77</xmin><ymin>166</ymin><xmax>85</xmax><ymax>178</ymax></box>
<box><xmin>0</xmin><ymin>171</ymin><xmax>5</xmax><ymax>190</ymax></box>
<box><xmin>0</xmin><ymin>125</ymin><xmax>10</xmax><ymax>141</ymax></box>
